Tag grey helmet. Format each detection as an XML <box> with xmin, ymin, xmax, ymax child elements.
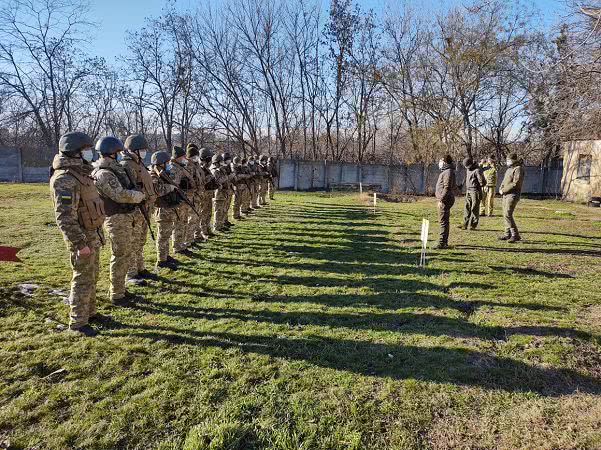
<box><xmin>151</xmin><ymin>151</ymin><xmax>171</xmax><ymax>166</ymax></box>
<box><xmin>95</xmin><ymin>136</ymin><xmax>124</xmax><ymax>156</ymax></box>
<box><xmin>59</xmin><ymin>132</ymin><xmax>93</xmax><ymax>156</ymax></box>
<box><xmin>124</xmin><ymin>134</ymin><xmax>148</xmax><ymax>152</ymax></box>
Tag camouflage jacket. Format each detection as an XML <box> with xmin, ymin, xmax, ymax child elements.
<box><xmin>169</xmin><ymin>160</ymin><xmax>195</xmax><ymax>191</ymax></box>
<box><xmin>185</xmin><ymin>159</ymin><xmax>206</xmax><ymax>194</ymax></box>
<box><xmin>49</xmin><ymin>154</ymin><xmax>104</xmax><ymax>250</ymax></box>
<box><xmin>121</xmin><ymin>151</ymin><xmax>157</xmax><ymax>204</ymax></box>
<box><xmin>209</xmin><ymin>163</ymin><xmax>228</xmax><ymax>189</ymax></box>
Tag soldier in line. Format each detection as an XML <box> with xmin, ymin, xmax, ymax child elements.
<box><xmin>499</xmin><ymin>153</ymin><xmax>525</xmax><ymax>243</ymax></box>
<box><xmin>433</xmin><ymin>154</ymin><xmax>458</xmax><ymax>250</ymax></box>
<box><xmin>169</xmin><ymin>146</ymin><xmax>195</xmax><ymax>255</ymax></box>
<box><xmin>121</xmin><ymin>134</ymin><xmax>156</xmax><ymax>284</ymax></box>
<box><xmin>198</xmin><ymin>148</ymin><xmax>216</xmax><ymax>239</ymax></box>
<box><xmin>184</xmin><ymin>143</ymin><xmax>207</xmax><ymax>245</ymax></box>
<box><xmin>221</xmin><ymin>152</ymin><xmax>235</xmax><ymax>228</ymax></box>
<box><xmin>231</xmin><ymin>156</ymin><xmax>251</xmax><ymax>220</ymax></box>
<box><xmin>50</xmin><ymin>132</ymin><xmax>105</xmax><ymax>337</ymax></box>
<box><xmin>258</xmin><ymin>155</ymin><xmax>270</xmax><ymax>206</ymax></box>
<box><xmin>92</xmin><ymin>137</ymin><xmax>146</xmax><ymax>305</ymax></box>
<box><xmin>240</xmin><ymin>157</ymin><xmax>253</xmax><ymax>215</ymax></box>
<box><xmin>210</xmin><ymin>153</ymin><xmax>229</xmax><ymax>232</ymax></box>
<box><xmin>458</xmin><ymin>157</ymin><xmax>486</xmax><ymax>231</ymax></box>
<box><xmin>248</xmin><ymin>156</ymin><xmax>261</xmax><ymax>209</ymax></box>
<box><xmin>149</xmin><ymin>151</ymin><xmax>180</xmax><ymax>269</ymax></box>
<box><xmin>480</xmin><ymin>157</ymin><xmax>497</xmax><ymax>217</ymax></box>
<box><xmin>266</xmin><ymin>156</ymin><xmax>278</xmax><ymax>201</ymax></box>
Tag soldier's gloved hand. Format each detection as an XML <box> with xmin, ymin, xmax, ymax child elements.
<box><xmin>131</xmin><ymin>190</ymin><xmax>146</xmax><ymax>203</ymax></box>
<box><xmin>78</xmin><ymin>246</ymin><xmax>91</xmax><ymax>257</ymax></box>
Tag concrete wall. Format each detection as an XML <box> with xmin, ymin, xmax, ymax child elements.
<box><xmin>277</xmin><ymin>159</ymin><xmax>563</xmax><ymax>196</ymax></box>
<box><xmin>562</xmin><ymin>140</ymin><xmax>601</xmax><ymax>203</ymax></box>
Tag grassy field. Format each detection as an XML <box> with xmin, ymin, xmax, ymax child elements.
<box><xmin>1</xmin><ymin>183</ymin><xmax>601</xmax><ymax>450</ymax></box>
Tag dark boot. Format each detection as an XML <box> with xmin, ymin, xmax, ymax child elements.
<box><xmin>433</xmin><ymin>242</ymin><xmax>448</xmax><ymax>250</ymax></box>
<box><xmin>69</xmin><ymin>324</ymin><xmax>98</xmax><ymax>337</ymax></box>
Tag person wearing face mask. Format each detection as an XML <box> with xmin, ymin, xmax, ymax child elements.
<box><xmin>231</xmin><ymin>156</ymin><xmax>251</xmax><ymax>220</ymax></box>
<box><xmin>499</xmin><ymin>153</ymin><xmax>525</xmax><ymax>242</ymax></box>
<box><xmin>209</xmin><ymin>153</ymin><xmax>229</xmax><ymax>232</ymax></box>
<box><xmin>185</xmin><ymin>143</ymin><xmax>207</xmax><ymax>245</ymax></box>
<box><xmin>434</xmin><ymin>154</ymin><xmax>458</xmax><ymax>250</ymax></box>
<box><xmin>121</xmin><ymin>134</ymin><xmax>157</xmax><ymax>284</ymax></box>
<box><xmin>248</xmin><ymin>156</ymin><xmax>261</xmax><ymax>210</ymax></box>
<box><xmin>479</xmin><ymin>157</ymin><xmax>497</xmax><ymax>217</ymax></box>
<box><xmin>169</xmin><ymin>146</ymin><xmax>196</xmax><ymax>255</ymax></box>
<box><xmin>92</xmin><ymin>137</ymin><xmax>146</xmax><ymax>306</ymax></box>
<box><xmin>458</xmin><ymin>157</ymin><xmax>486</xmax><ymax>230</ymax></box>
<box><xmin>198</xmin><ymin>148</ymin><xmax>217</xmax><ymax>239</ymax></box>
<box><xmin>49</xmin><ymin>132</ymin><xmax>106</xmax><ymax>337</ymax></box>
<box><xmin>150</xmin><ymin>151</ymin><xmax>180</xmax><ymax>269</ymax></box>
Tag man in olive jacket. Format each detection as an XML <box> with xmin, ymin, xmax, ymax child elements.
<box><xmin>434</xmin><ymin>154</ymin><xmax>457</xmax><ymax>249</ymax></box>
<box><xmin>459</xmin><ymin>157</ymin><xmax>486</xmax><ymax>230</ymax></box>
<box><xmin>499</xmin><ymin>153</ymin><xmax>525</xmax><ymax>243</ymax></box>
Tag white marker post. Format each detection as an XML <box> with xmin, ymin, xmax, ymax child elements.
<box><xmin>373</xmin><ymin>192</ymin><xmax>377</xmax><ymax>214</ymax></box>
<box><xmin>419</xmin><ymin>218</ymin><xmax>430</xmax><ymax>267</ymax></box>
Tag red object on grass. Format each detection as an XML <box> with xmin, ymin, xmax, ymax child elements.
<box><xmin>0</xmin><ymin>246</ymin><xmax>21</xmax><ymax>262</ymax></box>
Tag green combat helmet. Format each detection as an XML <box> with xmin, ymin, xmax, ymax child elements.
<box><xmin>59</xmin><ymin>132</ymin><xmax>93</xmax><ymax>156</ymax></box>
<box><xmin>124</xmin><ymin>134</ymin><xmax>148</xmax><ymax>152</ymax></box>
<box><xmin>186</xmin><ymin>143</ymin><xmax>199</xmax><ymax>158</ymax></box>
<box><xmin>151</xmin><ymin>151</ymin><xmax>171</xmax><ymax>166</ymax></box>
<box><xmin>200</xmin><ymin>148</ymin><xmax>213</xmax><ymax>161</ymax></box>
<box><xmin>172</xmin><ymin>145</ymin><xmax>186</xmax><ymax>159</ymax></box>
<box><xmin>95</xmin><ymin>136</ymin><xmax>124</xmax><ymax>156</ymax></box>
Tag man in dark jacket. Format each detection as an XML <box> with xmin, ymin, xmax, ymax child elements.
<box><xmin>499</xmin><ymin>153</ymin><xmax>525</xmax><ymax>242</ymax></box>
<box><xmin>459</xmin><ymin>157</ymin><xmax>486</xmax><ymax>230</ymax></box>
<box><xmin>434</xmin><ymin>155</ymin><xmax>457</xmax><ymax>249</ymax></box>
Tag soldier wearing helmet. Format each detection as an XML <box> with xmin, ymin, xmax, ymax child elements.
<box><xmin>149</xmin><ymin>150</ymin><xmax>180</xmax><ymax>269</ymax></box>
<box><xmin>169</xmin><ymin>145</ymin><xmax>196</xmax><ymax>256</ymax></box>
<box><xmin>231</xmin><ymin>156</ymin><xmax>251</xmax><ymax>220</ymax></box>
<box><xmin>257</xmin><ymin>154</ymin><xmax>270</xmax><ymax>206</ymax></box>
<box><xmin>121</xmin><ymin>134</ymin><xmax>157</xmax><ymax>283</ymax></box>
<box><xmin>209</xmin><ymin>153</ymin><xmax>229</xmax><ymax>232</ymax></box>
<box><xmin>221</xmin><ymin>152</ymin><xmax>235</xmax><ymax>227</ymax></box>
<box><xmin>50</xmin><ymin>132</ymin><xmax>105</xmax><ymax>337</ymax></box>
<box><xmin>266</xmin><ymin>156</ymin><xmax>278</xmax><ymax>201</ymax></box>
<box><xmin>198</xmin><ymin>147</ymin><xmax>217</xmax><ymax>239</ymax></box>
<box><xmin>247</xmin><ymin>155</ymin><xmax>260</xmax><ymax>210</ymax></box>
<box><xmin>185</xmin><ymin>143</ymin><xmax>208</xmax><ymax>245</ymax></box>
<box><xmin>92</xmin><ymin>136</ymin><xmax>146</xmax><ymax>305</ymax></box>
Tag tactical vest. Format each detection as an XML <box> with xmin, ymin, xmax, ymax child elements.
<box><xmin>153</xmin><ymin>174</ymin><xmax>181</xmax><ymax>209</ymax></box>
<box><xmin>175</xmin><ymin>163</ymin><xmax>196</xmax><ymax>191</ymax></box>
<box><xmin>54</xmin><ymin>169</ymin><xmax>106</xmax><ymax>230</ymax></box>
<box><xmin>92</xmin><ymin>167</ymin><xmax>136</xmax><ymax>216</ymax></box>
<box><xmin>129</xmin><ymin>160</ymin><xmax>155</xmax><ymax>199</ymax></box>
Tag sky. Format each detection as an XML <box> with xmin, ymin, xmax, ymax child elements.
<box><xmin>89</xmin><ymin>0</ymin><xmax>571</xmax><ymax>64</ymax></box>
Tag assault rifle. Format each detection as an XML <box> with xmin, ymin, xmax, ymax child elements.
<box><xmin>157</xmin><ymin>170</ymin><xmax>201</xmax><ymax>217</ymax></box>
<box><xmin>124</xmin><ymin>166</ymin><xmax>156</xmax><ymax>242</ymax></box>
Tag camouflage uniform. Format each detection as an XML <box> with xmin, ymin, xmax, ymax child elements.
<box><xmin>480</xmin><ymin>162</ymin><xmax>497</xmax><ymax>216</ymax></box>
<box><xmin>199</xmin><ymin>159</ymin><xmax>216</xmax><ymax>238</ymax></box>
<box><xmin>258</xmin><ymin>160</ymin><xmax>269</xmax><ymax>205</ymax></box>
<box><xmin>231</xmin><ymin>159</ymin><xmax>251</xmax><ymax>219</ymax></box>
<box><xmin>169</xmin><ymin>153</ymin><xmax>195</xmax><ymax>252</ymax></box>
<box><xmin>150</xmin><ymin>161</ymin><xmax>180</xmax><ymax>265</ymax></box>
<box><xmin>50</xmin><ymin>153</ymin><xmax>105</xmax><ymax>330</ymax></box>
<box><xmin>121</xmin><ymin>150</ymin><xmax>156</xmax><ymax>279</ymax></box>
<box><xmin>248</xmin><ymin>159</ymin><xmax>261</xmax><ymax>209</ymax></box>
<box><xmin>210</xmin><ymin>156</ymin><xmax>229</xmax><ymax>231</ymax></box>
<box><xmin>267</xmin><ymin>159</ymin><xmax>278</xmax><ymax>200</ymax></box>
<box><xmin>93</xmin><ymin>157</ymin><xmax>145</xmax><ymax>302</ymax></box>
<box><xmin>500</xmin><ymin>158</ymin><xmax>525</xmax><ymax>241</ymax></box>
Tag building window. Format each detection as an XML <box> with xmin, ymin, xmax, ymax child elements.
<box><xmin>577</xmin><ymin>155</ymin><xmax>592</xmax><ymax>181</ymax></box>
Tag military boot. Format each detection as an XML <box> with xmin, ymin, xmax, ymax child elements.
<box><xmin>432</xmin><ymin>242</ymin><xmax>448</xmax><ymax>250</ymax></box>
<box><xmin>498</xmin><ymin>231</ymin><xmax>511</xmax><ymax>241</ymax></box>
<box><xmin>69</xmin><ymin>324</ymin><xmax>98</xmax><ymax>337</ymax></box>
<box><xmin>508</xmin><ymin>232</ymin><xmax>522</xmax><ymax>243</ymax></box>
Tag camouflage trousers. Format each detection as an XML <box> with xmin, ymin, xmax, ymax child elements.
<box><xmin>213</xmin><ymin>188</ymin><xmax>228</xmax><ymax>231</ymax></box>
<box><xmin>173</xmin><ymin>203</ymin><xmax>191</xmax><ymax>251</ymax></box>
<box><xmin>267</xmin><ymin>179</ymin><xmax>276</xmax><ymax>200</ymax></box>
<box><xmin>199</xmin><ymin>190</ymin><xmax>214</xmax><ymax>237</ymax></box>
<box><xmin>155</xmin><ymin>207</ymin><xmax>177</xmax><ymax>262</ymax></box>
<box><xmin>480</xmin><ymin>186</ymin><xmax>495</xmax><ymax>216</ymax></box>
<box><xmin>105</xmin><ymin>212</ymin><xmax>136</xmax><ymax>301</ymax></box>
<box><xmin>251</xmin><ymin>182</ymin><xmax>260</xmax><ymax>208</ymax></box>
<box><xmin>185</xmin><ymin>193</ymin><xmax>201</xmax><ymax>244</ymax></box>
<box><xmin>68</xmin><ymin>243</ymin><xmax>101</xmax><ymax>329</ymax></box>
<box><xmin>127</xmin><ymin>206</ymin><xmax>152</xmax><ymax>278</ymax></box>
<box><xmin>259</xmin><ymin>179</ymin><xmax>269</xmax><ymax>205</ymax></box>
<box><xmin>233</xmin><ymin>185</ymin><xmax>249</xmax><ymax>219</ymax></box>
<box><xmin>224</xmin><ymin>189</ymin><xmax>233</xmax><ymax>220</ymax></box>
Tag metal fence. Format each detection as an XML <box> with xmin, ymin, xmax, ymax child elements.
<box><xmin>0</xmin><ymin>148</ymin><xmax>563</xmax><ymax>196</ymax></box>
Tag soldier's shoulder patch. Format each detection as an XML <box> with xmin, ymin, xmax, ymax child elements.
<box><xmin>56</xmin><ymin>190</ymin><xmax>73</xmax><ymax>205</ymax></box>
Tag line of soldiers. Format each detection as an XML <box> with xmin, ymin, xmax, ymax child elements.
<box><xmin>434</xmin><ymin>153</ymin><xmax>525</xmax><ymax>249</ymax></box>
<box><xmin>49</xmin><ymin>131</ymin><xmax>278</xmax><ymax>337</ymax></box>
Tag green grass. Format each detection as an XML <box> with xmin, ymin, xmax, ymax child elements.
<box><xmin>1</xmin><ymin>183</ymin><xmax>601</xmax><ymax>450</ymax></box>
